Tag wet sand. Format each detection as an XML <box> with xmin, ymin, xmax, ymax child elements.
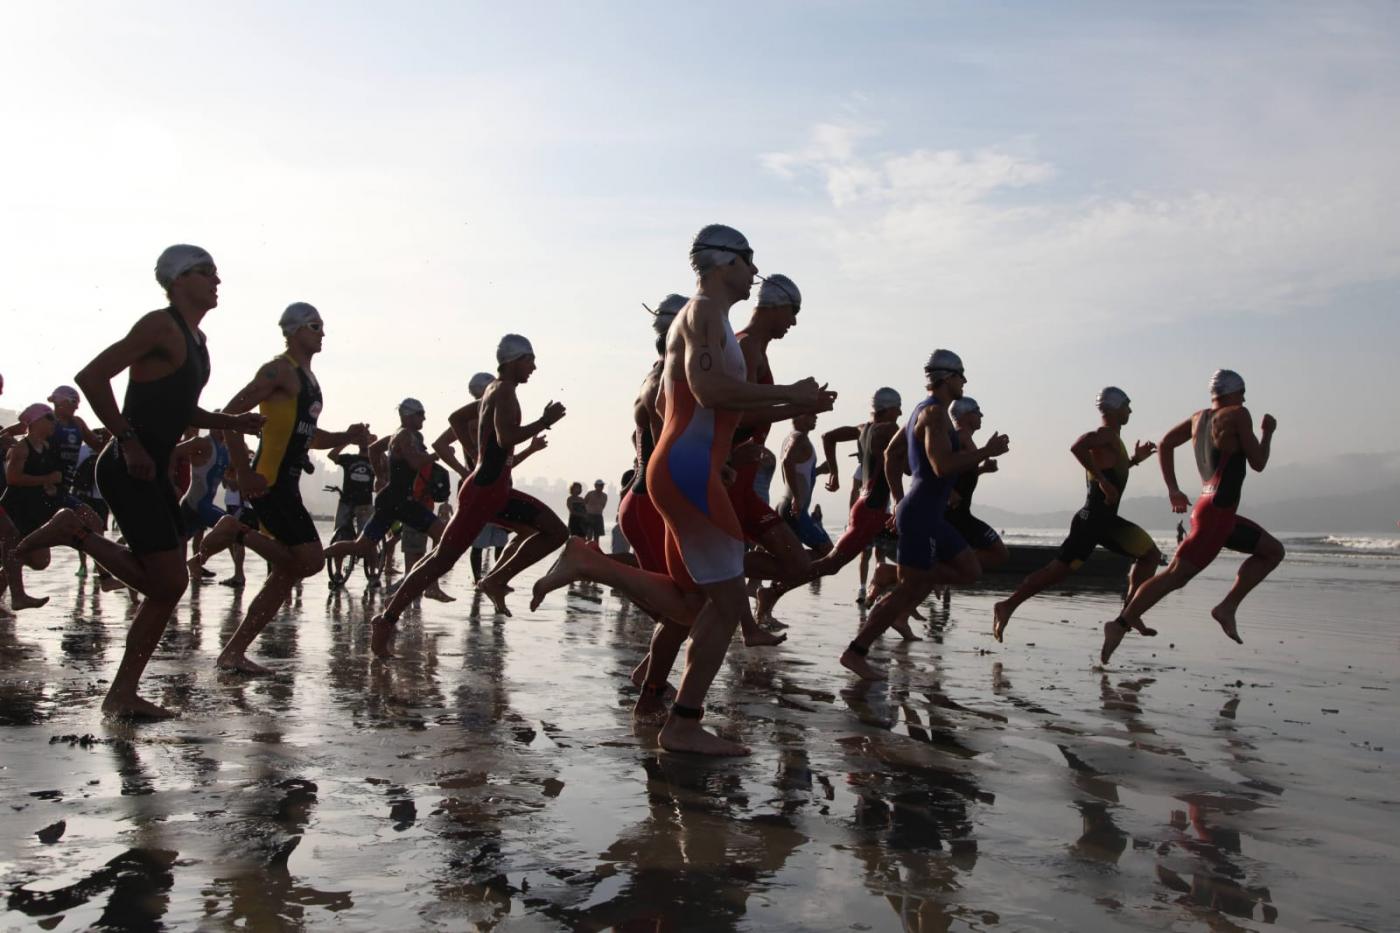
<box><xmin>3</xmin><ymin>529</ymin><xmax>1397</xmax><ymax>931</ymax></box>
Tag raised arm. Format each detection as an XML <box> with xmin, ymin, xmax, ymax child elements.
<box><xmin>1233</xmin><ymin>408</ymin><xmax>1275</xmax><ymax>472</ymax></box>
<box><xmin>821</xmin><ymin>424</ymin><xmax>860</xmax><ymax>492</ymax></box>
<box><xmin>682</xmin><ymin>308</ymin><xmax>820</xmax><ymax>411</ymax></box>
<box><xmin>927</xmin><ymin>408</ymin><xmax>1006</xmax><ymax>478</ymax></box>
<box><xmin>433</xmin><ymin>423</ymin><xmax>470</xmax><ymax>478</ymax></box>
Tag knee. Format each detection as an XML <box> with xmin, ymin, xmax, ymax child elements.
<box><xmin>26</xmin><ymin>549</ymin><xmax>52</xmax><ymax>570</ymax></box>
<box><xmin>295</xmin><ymin>553</ymin><xmax>325</xmax><ymax>579</ymax></box>
<box><xmin>1261</xmin><ymin>538</ymin><xmax>1285</xmax><ymax>565</ymax></box>
<box><xmin>1142</xmin><ymin>546</ymin><xmax>1163</xmax><ymax>567</ymax></box>
<box><xmin>149</xmin><ymin>576</ymin><xmax>188</xmax><ymax>604</ymax></box>
<box><xmin>782</xmin><ymin>548</ymin><xmax>812</xmax><ymax>579</ymax></box>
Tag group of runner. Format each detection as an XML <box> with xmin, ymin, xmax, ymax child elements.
<box><xmin>0</xmin><ymin>229</ymin><xmax>1283</xmax><ymax>755</ymax></box>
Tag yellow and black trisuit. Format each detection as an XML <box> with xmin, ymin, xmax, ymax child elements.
<box><xmin>250</xmin><ymin>356</ymin><xmax>323</xmax><ymax>546</ymax></box>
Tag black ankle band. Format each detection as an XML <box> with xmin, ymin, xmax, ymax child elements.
<box><xmin>847</xmin><ymin>641</ymin><xmax>869</xmax><ymax>657</ymax></box>
<box><xmin>1115</xmin><ymin>616</ymin><xmax>1131</xmax><ymax>631</ymax></box>
<box><xmin>671</xmin><ymin>703</ymin><xmax>703</xmax><ymax>720</ymax></box>
<box><xmin>641</xmin><ymin>683</ymin><xmax>667</xmax><ymax>697</ymax></box>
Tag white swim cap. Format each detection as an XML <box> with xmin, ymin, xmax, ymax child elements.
<box><xmin>648</xmin><ymin>293</ymin><xmax>689</xmax><ymax>335</ymax></box>
<box><xmin>1209</xmin><ymin>369</ymin><xmax>1245</xmax><ymax>398</ymax></box>
<box><xmin>756</xmin><ymin>274</ymin><xmax>801</xmax><ymax>310</ymax></box>
<box><xmin>925</xmin><ymin>349</ymin><xmax>965</xmax><ymax>378</ymax></box>
<box><xmin>398</xmin><ymin>398</ymin><xmax>425</xmax><ymax>416</ymax></box>
<box><xmin>155</xmin><ymin>244</ymin><xmax>214</xmax><ymax>289</ymax></box>
<box><xmin>468</xmin><ymin>372</ymin><xmax>494</xmax><ymax>398</ymax></box>
<box><xmin>48</xmin><ymin>385</ymin><xmax>80</xmax><ymax>404</ymax></box>
<box><xmin>279</xmin><ymin>302</ymin><xmax>322</xmax><ymax>336</ymax></box>
<box><xmin>1096</xmin><ymin>386</ymin><xmax>1131</xmax><ymax>412</ymax></box>
<box><xmin>950</xmin><ymin>397</ymin><xmax>982</xmax><ymax>423</ymax></box>
<box><xmin>689</xmin><ymin>224</ymin><xmax>752</xmax><ymax>273</ymax></box>
<box><xmin>497</xmin><ymin>334</ymin><xmax>535</xmax><ymax>365</ymax></box>
<box><xmin>871</xmin><ymin>387</ymin><xmax>902</xmax><ymax>412</ymax></box>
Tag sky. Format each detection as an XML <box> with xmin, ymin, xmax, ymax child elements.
<box><xmin>2</xmin><ymin>2</ymin><xmax>1397</xmax><ymax>519</ymax></box>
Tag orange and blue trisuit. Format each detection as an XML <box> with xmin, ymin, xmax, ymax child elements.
<box><xmin>646</xmin><ymin>315</ymin><xmax>749</xmax><ymax>590</ymax></box>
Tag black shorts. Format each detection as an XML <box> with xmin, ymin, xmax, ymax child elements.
<box><xmin>364</xmin><ymin>496</ymin><xmax>436</xmax><ymax>542</ymax></box>
<box><xmin>252</xmin><ymin>483</ymin><xmax>320</xmax><ymax>547</ymax></box>
<box><xmin>97</xmin><ymin>445</ymin><xmax>186</xmax><ymax>555</ymax></box>
<box><xmin>1</xmin><ymin>494</ymin><xmax>60</xmax><ymax>537</ymax></box>
<box><xmin>1057</xmin><ymin>507</ymin><xmax>1155</xmax><ymax>568</ymax></box>
<box><xmin>497</xmin><ymin>491</ymin><xmax>548</xmax><ymax>529</ymax></box>
<box><xmin>947</xmin><ymin>509</ymin><xmax>1001</xmax><ymax>550</ymax></box>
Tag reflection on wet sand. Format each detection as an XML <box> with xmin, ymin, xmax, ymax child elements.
<box><xmin>2</xmin><ymin>536</ymin><xmax>1398</xmax><ymax>929</ymax></box>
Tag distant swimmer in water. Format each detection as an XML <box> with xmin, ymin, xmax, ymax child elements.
<box><xmin>991</xmin><ymin>387</ymin><xmax>1160</xmax><ymax>645</ymax></box>
<box><xmin>1101</xmin><ymin>369</ymin><xmax>1283</xmax><ymax>663</ymax></box>
<box><xmin>841</xmin><ymin>350</ymin><xmax>1009</xmax><ymax>680</ymax></box>
<box><xmin>17</xmin><ymin>245</ymin><xmax>263</xmax><ymax>718</ymax></box>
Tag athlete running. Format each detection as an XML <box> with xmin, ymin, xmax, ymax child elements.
<box><xmin>1101</xmin><ymin>369</ymin><xmax>1282</xmax><ymax>663</ymax></box>
<box><xmin>369</xmin><ymin>333</ymin><xmax>566</xmax><ymax>657</ymax></box>
<box><xmin>946</xmin><ymin>397</ymin><xmax>1009</xmax><ymax>570</ymax></box>
<box><xmin>191</xmin><ymin>302</ymin><xmax>370</xmax><ymax>673</ymax></box>
<box><xmin>778</xmin><ymin>412</ymin><xmax>833</xmax><ymax>555</ymax></box>
<box><xmin>842</xmin><ymin>350</ymin><xmax>1009</xmax><ymax>680</ymax></box>
<box><xmin>992</xmin><ymin>387</ymin><xmax>1160</xmax><ymax>644</ymax></box>
<box><xmin>17</xmin><ymin>245</ymin><xmax>263</xmax><ymax>718</ymax></box>
<box><xmin>529</xmin><ymin>225</ymin><xmax>824</xmax><ymax>755</ymax></box>
<box><xmin>755</xmin><ymin>386</ymin><xmax>904</xmax><ymax>623</ymax></box>
<box><xmin>1</xmin><ymin>404</ymin><xmax>64</xmax><ymax>607</ymax></box>
<box><xmin>326</xmin><ymin>438</ymin><xmax>375</xmax><ymax>585</ymax></box>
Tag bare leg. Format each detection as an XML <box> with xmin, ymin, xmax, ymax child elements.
<box><xmin>530</xmin><ymin>537</ymin><xmax>701</xmax><ymax>622</ymax></box>
<box><xmin>633</xmin><ymin>621</ymin><xmax>688</xmax><ymax>724</ymax></box>
<box><xmin>658</xmin><ymin>576</ymin><xmax>752</xmax><ymax>756</ymax></box>
<box><xmin>479</xmin><ymin>515</ymin><xmax>566</xmax><ymax>615</ymax></box>
<box><xmin>223</xmin><ymin>539</ymin><xmax>247</xmax><ymax>586</ymax></box>
<box><xmin>1211</xmin><ymin>534</ymin><xmax>1284</xmax><ymax>643</ymax></box>
<box><xmin>843</xmin><ymin>553</ymin><xmax>979</xmax><ymax>680</ymax></box>
<box><xmin>756</xmin><ymin>544</ymin><xmax>855</xmax><ymax>623</ymax></box>
<box><xmin>1</xmin><ymin>513</ymin><xmax>47</xmax><ymax>610</ymax></box>
<box><xmin>993</xmin><ymin>559</ymin><xmax>1072</xmax><ymax>643</ymax></box>
<box><xmin>370</xmin><ymin>538</ymin><xmax>466</xmax><ymax>658</ymax></box>
<box><xmin>101</xmin><ymin>549</ymin><xmax>189</xmax><ymax>719</ymax></box>
<box><xmin>1101</xmin><ymin>558</ymin><xmax>1200</xmax><ymax>663</ymax></box>
<box><xmin>217</xmin><ymin>543</ymin><xmax>322</xmax><ymax>674</ymax></box>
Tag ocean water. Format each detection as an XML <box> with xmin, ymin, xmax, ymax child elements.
<box><xmin>1</xmin><ymin>521</ymin><xmax>1397</xmax><ymax>931</ymax></box>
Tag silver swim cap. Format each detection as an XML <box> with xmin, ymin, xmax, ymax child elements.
<box><xmin>756</xmin><ymin>274</ymin><xmax>801</xmax><ymax>310</ymax></box>
<box><xmin>468</xmin><ymin>372</ymin><xmax>494</xmax><ymax>398</ymax></box>
<box><xmin>871</xmin><ymin>387</ymin><xmax>902</xmax><ymax>412</ymax></box>
<box><xmin>497</xmin><ymin>333</ymin><xmax>535</xmax><ymax>365</ymax></box>
<box><xmin>648</xmin><ymin>293</ymin><xmax>689</xmax><ymax>335</ymax></box>
<box><xmin>924</xmin><ymin>349</ymin><xmax>965</xmax><ymax>378</ymax></box>
<box><xmin>48</xmin><ymin>385</ymin><xmax>80</xmax><ymax>404</ymax></box>
<box><xmin>398</xmin><ymin>397</ymin><xmax>425</xmax><ymax>416</ymax></box>
<box><xmin>689</xmin><ymin>224</ymin><xmax>752</xmax><ymax>273</ymax></box>
<box><xmin>1096</xmin><ymin>386</ymin><xmax>1131</xmax><ymax>412</ymax></box>
<box><xmin>1209</xmin><ymin>369</ymin><xmax>1245</xmax><ymax>398</ymax></box>
<box><xmin>279</xmin><ymin>302</ymin><xmax>322</xmax><ymax>336</ymax></box>
<box><xmin>950</xmin><ymin>397</ymin><xmax>982</xmax><ymax>423</ymax></box>
<box><xmin>155</xmin><ymin>244</ymin><xmax>214</xmax><ymax>289</ymax></box>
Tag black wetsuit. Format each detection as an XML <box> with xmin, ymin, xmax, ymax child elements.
<box><xmin>1</xmin><ymin>440</ymin><xmax>62</xmax><ymax>535</ymax></box>
<box><xmin>1055</xmin><ymin>435</ymin><xmax>1155</xmax><ymax>568</ymax></box>
<box><xmin>946</xmin><ymin>464</ymin><xmax>1000</xmax><ymax>550</ymax></box>
<box><xmin>96</xmin><ymin>308</ymin><xmax>210</xmax><ymax>554</ymax></box>
<box><xmin>363</xmin><ymin>430</ymin><xmax>439</xmax><ymax>541</ymax></box>
<box><xmin>250</xmin><ymin>359</ymin><xmax>322</xmax><ymax>547</ymax></box>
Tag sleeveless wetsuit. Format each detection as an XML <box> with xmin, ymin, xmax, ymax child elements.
<box><xmin>52</xmin><ymin>418</ymin><xmax>84</xmax><ymax>507</ymax></box>
<box><xmin>96</xmin><ymin>307</ymin><xmax>210</xmax><ymax>554</ymax></box>
<box><xmin>618</xmin><ymin>363</ymin><xmax>670</xmax><ymax>573</ymax></box>
<box><xmin>364</xmin><ymin>429</ymin><xmax>440</xmax><ymax>541</ymax></box>
<box><xmin>946</xmin><ymin>461</ymin><xmax>1001</xmax><ymax>549</ymax></box>
<box><xmin>779</xmin><ymin>431</ymin><xmax>832</xmax><ymax>550</ymax></box>
<box><xmin>1176</xmin><ymin>408</ymin><xmax>1265</xmax><ymax>568</ymax></box>
<box><xmin>831</xmin><ymin>421</ymin><xmax>895</xmax><ymax>561</ymax></box>
<box><xmin>439</xmin><ymin>393</ymin><xmax>550</xmax><ymax>553</ymax></box>
<box><xmin>181</xmin><ymin>439</ymin><xmax>230</xmax><ymax>530</ymax></box>
<box><xmin>73</xmin><ymin>443</ymin><xmax>109</xmax><ymax>528</ymax></box>
<box><xmin>726</xmin><ymin>330</ymin><xmax>783</xmax><ymax>541</ymax></box>
<box><xmin>1055</xmin><ymin>434</ymin><xmax>1155</xmax><ymax>568</ymax></box>
<box><xmin>1</xmin><ymin>440</ymin><xmax>62</xmax><ymax>535</ymax></box>
<box><xmin>250</xmin><ymin>358</ymin><xmax>322</xmax><ymax>546</ymax></box>
<box><xmin>895</xmin><ymin>397</ymin><xmax>969</xmax><ymax>570</ymax></box>
<box><xmin>647</xmin><ymin>313</ymin><xmax>749</xmax><ymax>588</ymax></box>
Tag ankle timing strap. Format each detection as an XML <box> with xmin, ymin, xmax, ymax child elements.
<box><xmin>847</xmin><ymin>641</ymin><xmax>869</xmax><ymax>657</ymax></box>
<box><xmin>671</xmin><ymin>703</ymin><xmax>703</xmax><ymax>720</ymax></box>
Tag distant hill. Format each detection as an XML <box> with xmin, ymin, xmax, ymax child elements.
<box><xmin>976</xmin><ymin>484</ymin><xmax>1400</xmax><ymax>534</ymax></box>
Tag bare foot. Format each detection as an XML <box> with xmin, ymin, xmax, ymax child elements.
<box><xmin>632</xmin><ymin>692</ymin><xmax>670</xmax><ymax>725</ymax></box>
<box><xmin>16</xmin><ymin>509</ymin><xmax>86</xmax><ymax>553</ymax></box>
<box><xmin>1132</xmin><ymin>620</ymin><xmax>1158</xmax><ymax>637</ymax></box>
<box><xmin>217</xmin><ymin>653</ymin><xmax>271</xmax><ymax>675</ymax></box>
<box><xmin>1100</xmin><ymin>619</ymin><xmax>1129</xmax><ymax>665</ymax></box>
<box><xmin>101</xmin><ymin>695</ymin><xmax>175</xmax><ymax>720</ymax></box>
<box><xmin>659</xmin><ymin>717</ymin><xmax>750</xmax><ymax>756</ymax></box>
<box><xmin>476</xmin><ymin>578</ymin><xmax>513</xmax><ymax>616</ymax></box>
<box><xmin>98</xmin><ymin>575</ymin><xmax>128</xmax><ymax>593</ymax></box>
<box><xmin>743</xmin><ymin>626</ymin><xmax>787</xmax><ymax>648</ymax></box>
<box><xmin>909</xmin><ymin>606</ymin><xmax>927</xmax><ymax>622</ymax></box>
<box><xmin>528</xmin><ymin>540</ymin><xmax>589</xmax><ymax>611</ymax></box>
<box><xmin>9</xmin><ymin>593</ymin><xmax>50</xmax><ymax>611</ymax></box>
<box><xmin>1211</xmin><ymin>605</ymin><xmax>1243</xmax><ymax>644</ymax></box>
<box><xmin>424</xmin><ymin>585</ymin><xmax>456</xmax><ymax>603</ymax></box>
<box><xmin>992</xmin><ymin>600</ymin><xmax>1013</xmax><ymax>643</ymax></box>
<box><xmin>840</xmin><ymin>649</ymin><xmax>886</xmax><ymax>681</ymax></box>
<box><xmin>370</xmin><ymin>616</ymin><xmax>397</xmax><ymax>659</ymax></box>
<box><xmin>186</xmin><ymin>554</ymin><xmax>204</xmax><ymax>578</ymax></box>
<box><xmin>891</xmin><ymin>617</ymin><xmax>922</xmax><ymax>641</ymax></box>
<box><xmin>219</xmin><ymin>576</ymin><xmax>245</xmax><ymax>588</ymax></box>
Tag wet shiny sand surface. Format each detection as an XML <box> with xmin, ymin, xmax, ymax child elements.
<box><xmin>3</xmin><ymin>536</ymin><xmax>1397</xmax><ymax>931</ymax></box>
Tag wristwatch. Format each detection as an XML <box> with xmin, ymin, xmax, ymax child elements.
<box><xmin>119</xmin><ymin>428</ymin><xmax>139</xmax><ymax>444</ymax></box>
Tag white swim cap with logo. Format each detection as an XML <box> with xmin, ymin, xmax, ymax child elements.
<box><xmin>155</xmin><ymin>244</ymin><xmax>214</xmax><ymax>289</ymax></box>
<box><xmin>756</xmin><ymin>274</ymin><xmax>801</xmax><ymax>310</ymax></box>
<box><xmin>689</xmin><ymin>224</ymin><xmax>751</xmax><ymax>273</ymax></box>
<box><xmin>398</xmin><ymin>398</ymin><xmax>425</xmax><ymax>416</ymax></box>
<box><xmin>871</xmin><ymin>387</ymin><xmax>902</xmax><ymax>412</ymax></box>
<box><xmin>925</xmin><ymin>349</ymin><xmax>965</xmax><ymax>378</ymax></box>
<box><xmin>1096</xmin><ymin>386</ymin><xmax>1130</xmax><ymax>412</ymax></box>
<box><xmin>468</xmin><ymin>372</ymin><xmax>494</xmax><ymax>398</ymax></box>
<box><xmin>279</xmin><ymin>302</ymin><xmax>322</xmax><ymax>336</ymax></box>
<box><xmin>1209</xmin><ymin>369</ymin><xmax>1245</xmax><ymax>398</ymax></box>
<box><xmin>497</xmin><ymin>334</ymin><xmax>535</xmax><ymax>365</ymax></box>
<box><xmin>649</xmin><ymin>293</ymin><xmax>689</xmax><ymax>336</ymax></box>
<box><xmin>950</xmin><ymin>397</ymin><xmax>982</xmax><ymax>423</ymax></box>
